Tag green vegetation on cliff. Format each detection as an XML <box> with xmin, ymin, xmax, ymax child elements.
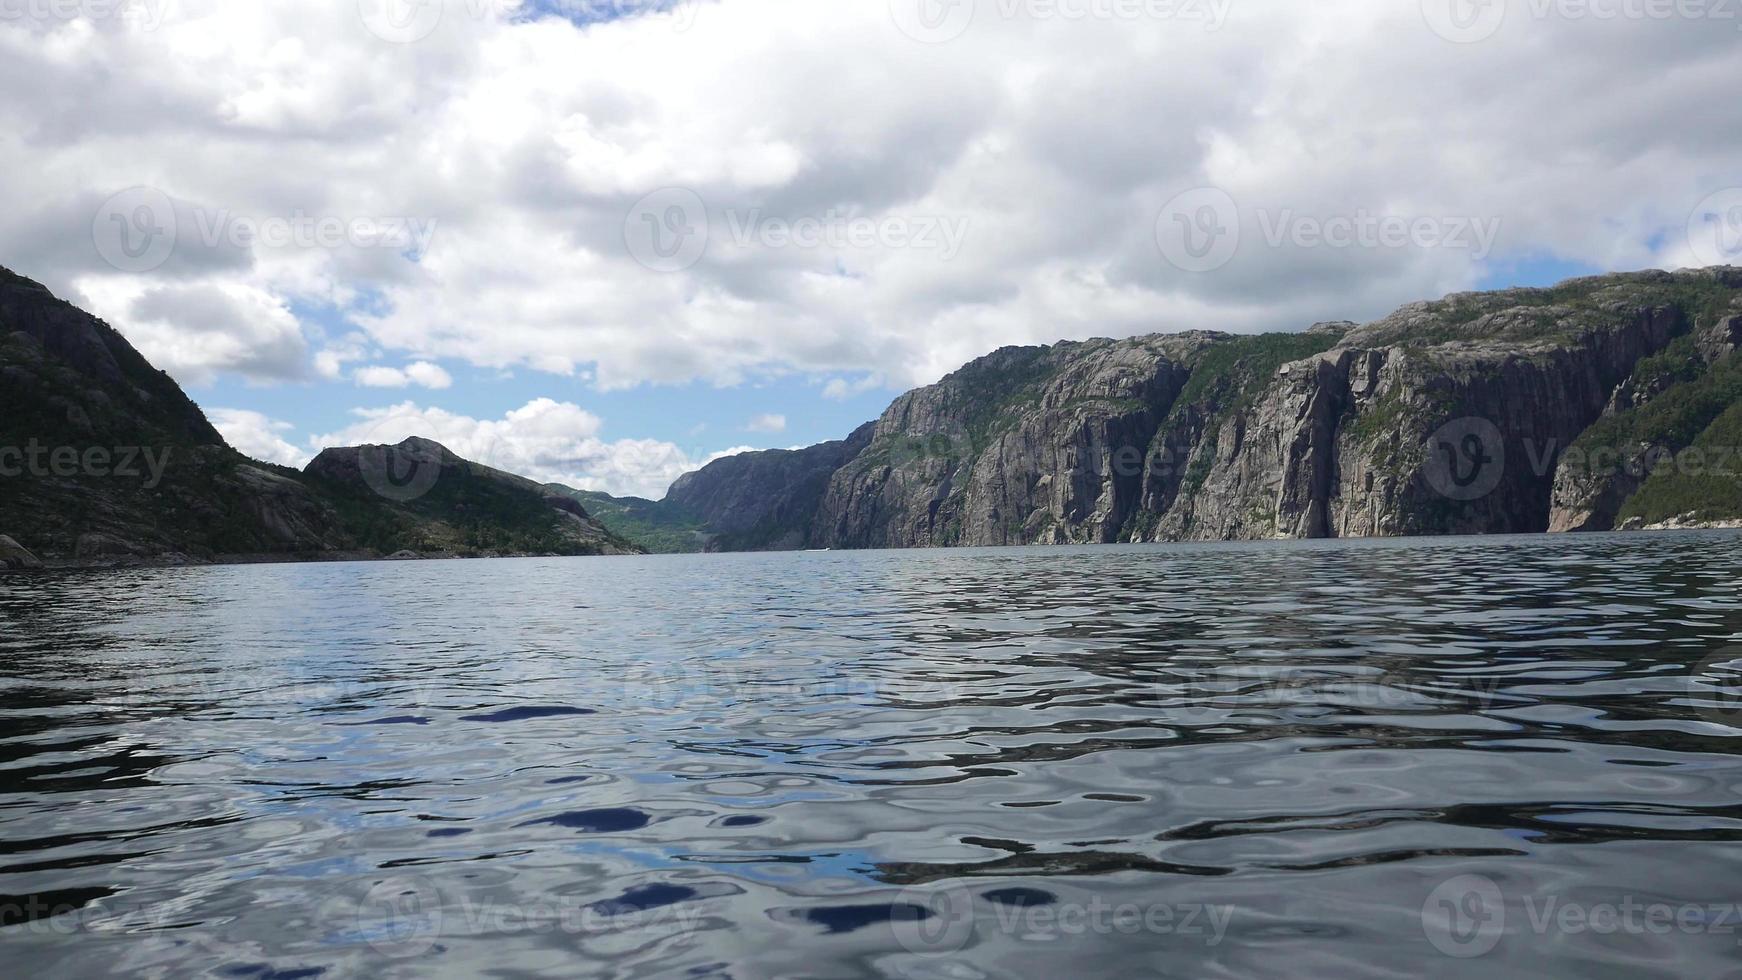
<box><xmin>546</xmin><ymin>487</ymin><xmax>706</xmax><ymax>554</ymax></box>
<box><xmin>1616</xmin><ymin>399</ymin><xmax>1742</xmax><ymax>525</ymax></box>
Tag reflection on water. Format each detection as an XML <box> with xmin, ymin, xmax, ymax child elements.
<box><xmin>2</xmin><ymin>532</ymin><xmax>1741</xmax><ymax>977</ymax></box>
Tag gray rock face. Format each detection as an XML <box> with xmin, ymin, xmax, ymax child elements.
<box><xmin>74</xmin><ymin>532</ymin><xmax>143</xmax><ymax>560</ymax></box>
<box><xmin>672</xmin><ymin>269</ymin><xmax>1742</xmax><ymax>550</ymax></box>
<box><xmin>1699</xmin><ymin>315</ymin><xmax>1742</xmax><ymax>362</ymax></box>
<box><xmin>664</xmin><ymin>424</ymin><xmax>873</xmax><ymax>551</ymax></box>
<box><xmin>1546</xmin><ymin>301</ymin><xmax>1742</xmax><ymax>532</ymax></box>
<box><xmin>813</xmin><ymin>336</ymin><xmax>1207</xmax><ymax>548</ymax></box>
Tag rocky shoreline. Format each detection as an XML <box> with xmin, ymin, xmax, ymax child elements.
<box><xmin>6</xmin><ymin>266</ymin><xmax>1742</xmax><ymax>561</ymax></box>
<box><xmin>3</xmin><ymin>546</ymin><xmax>639</xmax><ymax>574</ymax></box>
<box><xmin>6</xmin><ymin>524</ymin><xmax>1739</xmax><ymax>575</ymax></box>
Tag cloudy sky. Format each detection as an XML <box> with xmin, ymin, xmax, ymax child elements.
<box><xmin>3</xmin><ymin>0</ymin><xmax>1739</xmax><ymax>497</ymax></box>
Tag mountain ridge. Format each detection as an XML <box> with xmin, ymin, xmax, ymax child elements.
<box><xmin>6</xmin><ymin>265</ymin><xmax>1741</xmax><ymax>564</ymax></box>
<box><xmin>0</xmin><ymin>267</ymin><xmax>640</xmax><ymax>567</ymax></box>
<box><xmin>652</xmin><ymin>267</ymin><xmax>1742</xmax><ymax>551</ymax></box>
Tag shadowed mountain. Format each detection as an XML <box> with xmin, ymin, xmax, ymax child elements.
<box><xmin>0</xmin><ymin>267</ymin><xmax>639</xmax><ymax>566</ymax></box>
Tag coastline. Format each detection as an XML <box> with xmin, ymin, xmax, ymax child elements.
<box><xmin>6</xmin><ymin>523</ymin><xmax>1740</xmax><ymax>574</ymax></box>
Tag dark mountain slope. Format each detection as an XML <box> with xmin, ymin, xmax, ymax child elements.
<box><xmin>0</xmin><ymin>268</ymin><xmax>639</xmax><ymax>564</ymax></box>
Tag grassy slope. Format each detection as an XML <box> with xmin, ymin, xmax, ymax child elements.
<box><xmin>547</xmin><ymin>487</ymin><xmax>705</xmax><ymax>554</ymax></box>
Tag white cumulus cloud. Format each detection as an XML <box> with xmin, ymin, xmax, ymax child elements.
<box><xmin>0</xmin><ymin>0</ymin><xmax>1738</xmax><ymax>397</ymax></box>
<box><xmin>209</xmin><ymin>408</ymin><xmax>310</xmax><ymax>468</ymax></box>
<box><xmin>354</xmin><ymin>361</ymin><xmax>454</xmax><ymax>389</ymax></box>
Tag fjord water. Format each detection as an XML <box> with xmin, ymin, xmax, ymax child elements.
<box><xmin>3</xmin><ymin>534</ymin><xmax>1742</xmax><ymax>978</ymax></box>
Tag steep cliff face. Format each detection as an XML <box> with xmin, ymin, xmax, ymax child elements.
<box><xmin>663</xmin><ymin>424</ymin><xmax>873</xmax><ymax>551</ymax></box>
<box><xmin>671</xmin><ymin>268</ymin><xmax>1742</xmax><ymax>550</ymax></box>
<box><xmin>1547</xmin><ymin>314</ymin><xmax>1742</xmax><ymax>531</ymax></box>
<box><xmin>812</xmin><ymin>336</ymin><xmax>1209</xmax><ymax>548</ymax></box>
<box><xmin>1146</xmin><ymin>290</ymin><xmax>1688</xmax><ymax>542</ymax></box>
<box><xmin>0</xmin><ymin>267</ymin><xmax>349</xmax><ymax>559</ymax></box>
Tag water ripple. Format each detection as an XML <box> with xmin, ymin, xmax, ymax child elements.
<box><xmin>1</xmin><ymin>532</ymin><xmax>1741</xmax><ymax>976</ymax></box>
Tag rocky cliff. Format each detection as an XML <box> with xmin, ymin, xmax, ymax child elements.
<box><xmin>0</xmin><ymin>268</ymin><xmax>639</xmax><ymax>565</ymax></box>
<box><xmin>670</xmin><ymin>268</ymin><xmax>1742</xmax><ymax>550</ymax></box>
<box><xmin>664</xmin><ymin>424</ymin><xmax>873</xmax><ymax>551</ymax></box>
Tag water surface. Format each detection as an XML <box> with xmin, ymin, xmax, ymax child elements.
<box><xmin>3</xmin><ymin>533</ymin><xmax>1742</xmax><ymax>977</ymax></box>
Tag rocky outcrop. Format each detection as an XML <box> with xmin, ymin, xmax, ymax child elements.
<box><xmin>813</xmin><ymin>336</ymin><xmax>1208</xmax><ymax>548</ymax></box>
<box><xmin>669</xmin><ymin>268</ymin><xmax>1742</xmax><ymax>550</ymax></box>
<box><xmin>1547</xmin><ymin>306</ymin><xmax>1742</xmax><ymax>532</ymax></box>
<box><xmin>0</xmin><ymin>534</ymin><xmax>42</xmax><ymax>569</ymax></box>
<box><xmin>1699</xmin><ymin>315</ymin><xmax>1742</xmax><ymax>362</ymax></box>
<box><xmin>304</xmin><ymin>437</ymin><xmax>640</xmax><ymax>557</ymax></box>
<box><xmin>664</xmin><ymin>424</ymin><xmax>874</xmax><ymax>551</ymax></box>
